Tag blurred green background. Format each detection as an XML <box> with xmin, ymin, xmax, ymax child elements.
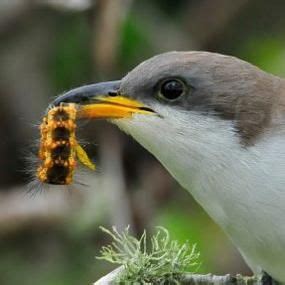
<box><xmin>1</xmin><ymin>0</ymin><xmax>285</xmax><ymax>284</ymax></box>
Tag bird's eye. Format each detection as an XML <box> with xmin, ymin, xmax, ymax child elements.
<box><xmin>159</xmin><ymin>79</ymin><xmax>185</xmax><ymax>101</ymax></box>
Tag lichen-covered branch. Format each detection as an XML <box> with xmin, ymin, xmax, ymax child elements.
<box><xmin>94</xmin><ymin>269</ymin><xmax>260</xmax><ymax>285</ymax></box>
<box><xmin>95</xmin><ymin>227</ymin><xmax>262</xmax><ymax>285</ymax></box>
<box><xmin>180</xmin><ymin>273</ymin><xmax>258</xmax><ymax>285</ymax></box>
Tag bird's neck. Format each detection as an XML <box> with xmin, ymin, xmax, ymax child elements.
<box><xmin>116</xmin><ymin>112</ymin><xmax>284</xmax><ymax>230</ymax></box>
<box><xmin>130</xmin><ymin>114</ymin><xmax>250</xmax><ymax>228</ymax></box>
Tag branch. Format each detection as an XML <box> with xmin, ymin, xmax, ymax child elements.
<box><xmin>95</xmin><ymin>227</ymin><xmax>261</xmax><ymax>285</ymax></box>
<box><xmin>94</xmin><ymin>268</ymin><xmax>259</xmax><ymax>285</ymax></box>
<box><xmin>180</xmin><ymin>273</ymin><xmax>258</xmax><ymax>285</ymax></box>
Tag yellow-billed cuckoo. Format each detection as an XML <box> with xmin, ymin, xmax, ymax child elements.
<box><xmin>52</xmin><ymin>52</ymin><xmax>285</xmax><ymax>283</ymax></box>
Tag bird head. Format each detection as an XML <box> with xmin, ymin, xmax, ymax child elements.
<box><xmin>52</xmin><ymin>51</ymin><xmax>282</xmax><ymax>174</ymax></box>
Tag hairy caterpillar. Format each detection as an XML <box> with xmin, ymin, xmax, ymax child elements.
<box><xmin>36</xmin><ymin>103</ymin><xmax>95</xmax><ymax>185</ymax></box>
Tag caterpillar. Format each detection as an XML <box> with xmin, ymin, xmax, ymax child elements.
<box><xmin>36</xmin><ymin>103</ymin><xmax>95</xmax><ymax>185</ymax></box>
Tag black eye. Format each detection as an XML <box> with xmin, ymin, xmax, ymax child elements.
<box><xmin>159</xmin><ymin>79</ymin><xmax>185</xmax><ymax>100</ymax></box>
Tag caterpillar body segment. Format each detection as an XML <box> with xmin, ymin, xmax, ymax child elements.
<box><xmin>37</xmin><ymin>103</ymin><xmax>95</xmax><ymax>185</ymax></box>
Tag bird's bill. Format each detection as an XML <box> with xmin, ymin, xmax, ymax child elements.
<box><xmin>76</xmin><ymin>96</ymin><xmax>154</xmax><ymax>119</ymax></box>
<box><xmin>51</xmin><ymin>81</ymin><xmax>155</xmax><ymax>119</ymax></box>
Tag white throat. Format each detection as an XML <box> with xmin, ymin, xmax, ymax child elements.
<box><xmin>114</xmin><ymin>106</ymin><xmax>285</xmax><ymax>282</ymax></box>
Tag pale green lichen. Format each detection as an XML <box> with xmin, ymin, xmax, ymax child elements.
<box><xmin>97</xmin><ymin>226</ymin><xmax>200</xmax><ymax>284</ymax></box>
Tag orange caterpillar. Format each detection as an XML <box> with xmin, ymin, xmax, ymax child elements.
<box><xmin>37</xmin><ymin>103</ymin><xmax>95</xmax><ymax>185</ymax></box>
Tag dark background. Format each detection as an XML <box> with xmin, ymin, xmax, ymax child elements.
<box><xmin>1</xmin><ymin>1</ymin><xmax>285</xmax><ymax>284</ymax></box>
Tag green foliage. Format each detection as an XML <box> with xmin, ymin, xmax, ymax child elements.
<box><xmin>97</xmin><ymin>226</ymin><xmax>199</xmax><ymax>284</ymax></box>
<box><xmin>238</xmin><ymin>37</ymin><xmax>285</xmax><ymax>76</ymax></box>
<box><xmin>118</xmin><ymin>15</ymin><xmax>153</xmax><ymax>70</ymax></box>
<box><xmin>50</xmin><ymin>14</ymin><xmax>92</xmax><ymax>92</ymax></box>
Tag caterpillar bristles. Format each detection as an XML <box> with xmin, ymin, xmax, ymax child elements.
<box><xmin>27</xmin><ymin>103</ymin><xmax>96</xmax><ymax>192</ymax></box>
<box><xmin>26</xmin><ymin>149</ymin><xmax>96</xmax><ymax>196</ymax></box>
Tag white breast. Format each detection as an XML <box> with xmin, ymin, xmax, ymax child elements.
<box><xmin>114</xmin><ymin>107</ymin><xmax>285</xmax><ymax>283</ymax></box>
